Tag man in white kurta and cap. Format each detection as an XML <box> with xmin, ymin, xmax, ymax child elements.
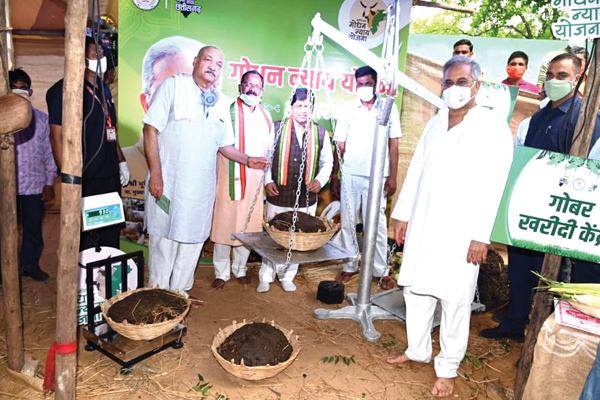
<box><xmin>210</xmin><ymin>70</ymin><xmax>273</xmax><ymax>290</ymax></box>
<box><xmin>385</xmin><ymin>56</ymin><xmax>513</xmax><ymax>398</ymax></box>
<box><xmin>143</xmin><ymin>46</ymin><xmax>267</xmax><ymax>303</ymax></box>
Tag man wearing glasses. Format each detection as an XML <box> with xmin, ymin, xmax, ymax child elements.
<box><xmin>211</xmin><ymin>70</ymin><xmax>273</xmax><ymax>290</ymax></box>
<box><xmin>386</xmin><ymin>56</ymin><xmax>513</xmax><ymax>398</ymax></box>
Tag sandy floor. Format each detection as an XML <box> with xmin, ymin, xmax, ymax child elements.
<box><xmin>0</xmin><ymin>212</ymin><xmax>521</xmax><ymax>399</ymax></box>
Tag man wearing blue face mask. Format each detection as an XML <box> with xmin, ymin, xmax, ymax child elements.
<box><xmin>480</xmin><ymin>53</ymin><xmax>600</xmax><ymax>342</ymax></box>
<box><xmin>46</xmin><ymin>35</ymin><xmax>129</xmax><ymax>251</ymax></box>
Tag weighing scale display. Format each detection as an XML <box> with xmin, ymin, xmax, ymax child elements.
<box><xmin>85</xmin><ymin>204</ymin><xmax>123</xmax><ymax>229</ymax></box>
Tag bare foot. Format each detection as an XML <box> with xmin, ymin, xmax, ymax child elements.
<box><xmin>431</xmin><ymin>377</ymin><xmax>455</xmax><ymax>398</ymax></box>
<box><xmin>386</xmin><ymin>352</ymin><xmax>410</xmax><ymax>365</ymax></box>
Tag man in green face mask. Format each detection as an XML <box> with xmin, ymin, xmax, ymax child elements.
<box><xmin>480</xmin><ymin>52</ymin><xmax>600</xmax><ymax>343</ymax></box>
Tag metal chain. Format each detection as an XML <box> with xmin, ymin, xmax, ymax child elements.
<box><xmin>373</xmin><ymin>242</ymin><xmax>397</xmax><ymax>296</ymax></box>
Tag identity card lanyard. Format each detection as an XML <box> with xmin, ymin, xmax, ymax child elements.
<box><xmin>86</xmin><ymin>85</ymin><xmax>117</xmax><ymax>142</ymax></box>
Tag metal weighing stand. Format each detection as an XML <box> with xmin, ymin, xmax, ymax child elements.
<box><xmin>81</xmin><ymin>251</ymin><xmax>186</xmax><ymax>374</ymax></box>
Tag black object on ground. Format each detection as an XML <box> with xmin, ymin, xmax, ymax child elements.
<box><xmin>317</xmin><ymin>280</ymin><xmax>345</xmax><ymax>304</ymax></box>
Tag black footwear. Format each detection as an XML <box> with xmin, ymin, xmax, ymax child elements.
<box><xmin>22</xmin><ymin>267</ymin><xmax>49</xmax><ymax>282</ymax></box>
<box><xmin>479</xmin><ymin>327</ymin><xmax>525</xmax><ymax>343</ymax></box>
<box><xmin>492</xmin><ymin>308</ymin><xmax>507</xmax><ymax>323</ymax></box>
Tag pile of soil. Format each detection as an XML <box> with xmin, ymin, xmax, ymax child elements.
<box><xmin>477</xmin><ymin>250</ymin><xmax>509</xmax><ymax>310</ymax></box>
<box><xmin>217</xmin><ymin>323</ymin><xmax>293</xmax><ymax>366</ymax></box>
<box><xmin>269</xmin><ymin>211</ymin><xmax>326</xmax><ymax>233</ymax></box>
<box><xmin>107</xmin><ymin>289</ymin><xmax>188</xmax><ymax>325</ymax></box>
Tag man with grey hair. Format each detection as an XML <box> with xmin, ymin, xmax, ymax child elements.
<box><xmin>123</xmin><ymin>36</ymin><xmax>205</xmax><ymax>197</ymax></box>
<box><xmin>385</xmin><ymin>56</ymin><xmax>513</xmax><ymax>398</ymax></box>
<box><xmin>143</xmin><ymin>45</ymin><xmax>268</xmax><ymax>302</ymax></box>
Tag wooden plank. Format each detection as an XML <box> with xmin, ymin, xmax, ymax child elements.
<box><xmin>514</xmin><ymin>37</ymin><xmax>600</xmax><ymax>399</ymax></box>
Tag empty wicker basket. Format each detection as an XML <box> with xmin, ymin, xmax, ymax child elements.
<box><xmin>263</xmin><ymin>216</ymin><xmax>339</xmax><ymax>252</ymax></box>
<box><xmin>101</xmin><ymin>287</ymin><xmax>191</xmax><ymax>341</ymax></box>
<box><xmin>211</xmin><ymin>319</ymin><xmax>301</xmax><ymax>381</ymax></box>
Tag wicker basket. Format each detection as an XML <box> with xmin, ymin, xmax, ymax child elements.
<box><xmin>101</xmin><ymin>287</ymin><xmax>191</xmax><ymax>341</ymax></box>
<box><xmin>211</xmin><ymin>319</ymin><xmax>301</xmax><ymax>381</ymax></box>
<box><xmin>263</xmin><ymin>216</ymin><xmax>340</xmax><ymax>252</ymax></box>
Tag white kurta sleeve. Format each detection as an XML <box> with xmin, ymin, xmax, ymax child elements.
<box><xmin>391</xmin><ymin>118</ymin><xmax>433</xmax><ymax>222</ymax></box>
<box><xmin>514</xmin><ymin>117</ymin><xmax>530</xmax><ymax>153</ymax></box>
<box><xmin>142</xmin><ymin>77</ymin><xmax>174</xmax><ymax>133</ymax></box>
<box><xmin>388</xmin><ymin>103</ymin><xmax>402</xmax><ymax>139</ymax></box>
<box><xmin>333</xmin><ymin>105</ymin><xmax>350</xmax><ymax>143</ymax></box>
<box><xmin>471</xmin><ymin>122</ymin><xmax>514</xmax><ymax>244</ymax></box>
<box><xmin>315</xmin><ymin>129</ymin><xmax>334</xmax><ymax>187</ymax></box>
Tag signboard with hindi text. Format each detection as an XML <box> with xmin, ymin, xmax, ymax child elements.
<box><xmin>552</xmin><ymin>0</ymin><xmax>600</xmax><ymax>40</ymax></box>
<box><xmin>491</xmin><ymin>146</ymin><xmax>600</xmax><ymax>263</ymax></box>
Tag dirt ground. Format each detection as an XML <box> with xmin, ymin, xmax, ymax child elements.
<box><xmin>0</xmin><ymin>212</ymin><xmax>521</xmax><ymax>400</ymax></box>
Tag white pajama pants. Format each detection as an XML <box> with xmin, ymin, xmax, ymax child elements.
<box><xmin>403</xmin><ymin>285</ymin><xmax>475</xmax><ymax>378</ymax></box>
<box><xmin>213</xmin><ymin>243</ymin><xmax>251</xmax><ymax>281</ymax></box>
<box><xmin>148</xmin><ymin>235</ymin><xmax>204</xmax><ymax>297</ymax></box>
<box><xmin>258</xmin><ymin>202</ymin><xmax>317</xmax><ymax>283</ymax></box>
<box><xmin>340</xmin><ymin>174</ymin><xmax>388</xmax><ymax>277</ymax></box>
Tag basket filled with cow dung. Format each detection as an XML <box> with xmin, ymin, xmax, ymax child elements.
<box><xmin>263</xmin><ymin>211</ymin><xmax>339</xmax><ymax>251</ymax></box>
<box><xmin>211</xmin><ymin>319</ymin><xmax>300</xmax><ymax>380</ymax></box>
<box><xmin>101</xmin><ymin>287</ymin><xmax>191</xmax><ymax>341</ymax></box>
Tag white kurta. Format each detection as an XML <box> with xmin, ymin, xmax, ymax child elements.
<box><xmin>143</xmin><ymin>74</ymin><xmax>234</xmax><ymax>243</ymax></box>
<box><xmin>391</xmin><ymin>106</ymin><xmax>513</xmax><ymax>302</ymax></box>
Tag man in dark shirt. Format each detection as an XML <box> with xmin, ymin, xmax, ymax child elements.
<box><xmin>480</xmin><ymin>53</ymin><xmax>600</xmax><ymax>342</ymax></box>
<box><xmin>47</xmin><ymin>36</ymin><xmax>129</xmax><ymax>250</ymax></box>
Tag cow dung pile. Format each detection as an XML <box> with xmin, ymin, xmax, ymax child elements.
<box><xmin>269</xmin><ymin>211</ymin><xmax>327</xmax><ymax>233</ymax></box>
<box><xmin>217</xmin><ymin>323</ymin><xmax>293</xmax><ymax>366</ymax></box>
<box><xmin>107</xmin><ymin>289</ymin><xmax>188</xmax><ymax>325</ymax></box>
<box><xmin>477</xmin><ymin>249</ymin><xmax>509</xmax><ymax>310</ymax></box>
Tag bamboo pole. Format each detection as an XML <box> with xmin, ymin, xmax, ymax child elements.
<box><xmin>0</xmin><ymin>36</ymin><xmax>25</xmax><ymax>372</ymax></box>
<box><xmin>514</xmin><ymin>37</ymin><xmax>600</xmax><ymax>399</ymax></box>
<box><xmin>0</xmin><ymin>0</ymin><xmax>9</xmax><ymax>71</ymax></box>
<box><xmin>54</xmin><ymin>0</ymin><xmax>86</xmax><ymax>398</ymax></box>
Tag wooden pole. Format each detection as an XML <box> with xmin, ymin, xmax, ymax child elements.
<box><xmin>514</xmin><ymin>37</ymin><xmax>600</xmax><ymax>399</ymax></box>
<box><xmin>54</xmin><ymin>0</ymin><xmax>86</xmax><ymax>397</ymax></box>
<box><xmin>0</xmin><ymin>36</ymin><xmax>25</xmax><ymax>372</ymax></box>
<box><xmin>0</xmin><ymin>0</ymin><xmax>9</xmax><ymax>71</ymax></box>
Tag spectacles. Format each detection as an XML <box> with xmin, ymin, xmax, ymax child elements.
<box><xmin>442</xmin><ymin>79</ymin><xmax>474</xmax><ymax>88</ymax></box>
<box><xmin>240</xmin><ymin>83</ymin><xmax>263</xmax><ymax>91</ymax></box>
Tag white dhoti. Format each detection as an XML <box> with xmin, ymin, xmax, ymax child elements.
<box><xmin>258</xmin><ymin>202</ymin><xmax>317</xmax><ymax>283</ymax></box>
<box><xmin>148</xmin><ymin>235</ymin><xmax>204</xmax><ymax>296</ymax></box>
<box><xmin>213</xmin><ymin>243</ymin><xmax>251</xmax><ymax>281</ymax></box>
<box><xmin>340</xmin><ymin>174</ymin><xmax>388</xmax><ymax>277</ymax></box>
<box><xmin>403</xmin><ymin>279</ymin><xmax>477</xmax><ymax>378</ymax></box>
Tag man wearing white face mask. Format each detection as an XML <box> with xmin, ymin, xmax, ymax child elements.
<box><xmin>46</xmin><ymin>36</ymin><xmax>129</xmax><ymax>250</ymax></box>
<box><xmin>385</xmin><ymin>56</ymin><xmax>513</xmax><ymax>398</ymax></box>
<box><xmin>481</xmin><ymin>53</ymin><xmax>600</xmax><ymax>343</ymax></box>
<box><xmin>210</xmin><ymin>70</ymin><xmax>273</xmax><ymax>290</ymax></box>
<box><xmin>331</xmin><ymin>66</ymin><xmax>401</xmax><ymax>289</ymax></box>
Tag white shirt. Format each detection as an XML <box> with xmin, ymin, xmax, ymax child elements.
<box><xmin>334</xmin><ymin>97</ymin><xmax>402</xmax><ymax>177</ymax></box>
<box><xmin>143</xmin><ymin>74</ymin><xmax>234</xmax><ymax>243</ymax></box>
<box><xmin>265</xmin><ymin>119</ymin><xmax>334</xmax><ymax>188</ymax></box>
<box><xmin>514</xmin><ymin>117</ymin><xmax>531</xmax><ymax>153</ymax></box>
<box><xmin>392</xmin><ymin>106</ymin><xmax>513</xmax><ymax>302</ymax></box>
<box><xmin>590</xmin><ymin>140</ymin><xmax>600</xmax><ymax>161</ymax></box>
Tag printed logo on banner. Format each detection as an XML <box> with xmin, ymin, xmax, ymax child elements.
<box><xmin>174</xmin><ymin>0</ymin><xmax>202</xmax><ymax>18</ymax></box>
<box><xmin>338</xmin><ymin>0</ymin><xmax>393</xmax><ymax>49</ymax></box>
<box><xmin>132</xmin><ymin>0</ymin><xmax>160</xmax><ymax>11</ymax></box>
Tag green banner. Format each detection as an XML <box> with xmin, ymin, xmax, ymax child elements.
<box><xmin>118</xmin><ymin>0</ymin><xmax>412</xmax><ymax>199</ymax></box>
<box><xmin>491</xmin><ymin>146</ymin><xmax>600</xmax><ymax>263</ymax></box>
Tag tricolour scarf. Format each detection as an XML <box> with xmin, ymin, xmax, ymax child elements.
<box><xmin>229</xmin><ymin>97</ymin><xmax>272</xmax><ymax>200</ymax></box>
<box><xmin>277</xmin><ymin>118</ymin><xmax>319</xmax><ymax>186</ymax></box>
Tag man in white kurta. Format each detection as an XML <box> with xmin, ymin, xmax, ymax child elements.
<box><xmin>386</xmin><ymin>56</ymin><xmax>513</xmax><ymax>398</ymax></box>
<box><xmin>211</xmin><ymin>71</ymin><xmax>272</xmax><ymax>289</ymax></box>
<box><xmin>331</xmin><ymin>66</ymin><xmax>401</xmax><ymax>289</ymax></box>
<box><xmin>143</xmin><ymin>46</ymin><xmax>267</xmax><ymax>300</ymax></box>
